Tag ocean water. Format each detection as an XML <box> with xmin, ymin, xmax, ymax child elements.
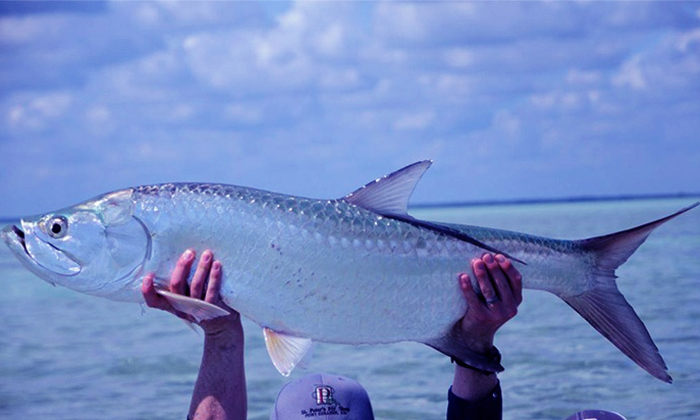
<box><xmin>1</xmin><ymin>198</ymin><xmax>699</xmax><ymax>420</ymax></box>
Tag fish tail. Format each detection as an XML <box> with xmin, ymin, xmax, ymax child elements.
<box><xmin>565</xmin><ymin>202</ymin><xmax>698</xmax><ymax>383</ymax></box>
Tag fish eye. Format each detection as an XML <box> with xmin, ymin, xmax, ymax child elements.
<box><xmin>47</xmin><ymin>216</ymin><xmax>69</xmax><ymax>239</ymax></box>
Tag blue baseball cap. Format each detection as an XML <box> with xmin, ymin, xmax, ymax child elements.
<box><xmin>270</xmin><ymin>373</ymin><xmax>374</xmax><ymax>420</ymax></box>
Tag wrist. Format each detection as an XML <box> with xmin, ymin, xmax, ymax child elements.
<box><xmin>452</xmin><ymin>362</ymin><xmax>500</xmax><ymax>402</ymax></box>
<box><xmin>450</xmin><ymin>346</ymin><xmax>502</xmax><ymax>375</ymax></box>
<box><xmin>201</xmin><ymin>310</ymin><xmax>242</xmax><ymax>334</ymax></box>
<box><xmin>203</xmin><ymin>318</ymin><xmax>243</xmax><ymax>343</ymax></box>
<box><xmin>457</xmin><ymin>321</ymin><xmax>497</xmax><ymax>352</ymax></box>
<box><xmin>465</xmin><ymin>337</ymin><xmax>494</xmax><ymax>355</ymax></box>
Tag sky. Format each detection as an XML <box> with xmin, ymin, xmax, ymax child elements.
<box><xmin>1</xmin><ymin>1</ymin><xmax>699</xmax><ymax>218</ymax></box>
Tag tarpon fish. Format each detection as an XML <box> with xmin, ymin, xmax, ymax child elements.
<box><xmin>2</xmin><ymin>161</ymin><xmax>697</xmax><ymax>382</ymax></box>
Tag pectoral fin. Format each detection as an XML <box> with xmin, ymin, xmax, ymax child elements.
<box><xmin>263</xmin><ymin>327</ymin><xmax>313</xmax><ymax>376</ymax></box>
<box><xmin>156</xmin><ymin>289</ymin><xmax>230</xmax><ymax>323</ymax></box>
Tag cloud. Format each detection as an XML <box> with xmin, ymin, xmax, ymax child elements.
<box><xmin>374</xmin><ymin>2</ymin><xmax>698</xmax><ymax>47</ymax></box>
<box><xmin>374</xmin><ymin>2</ymin><xmax>585</xmax><ymax>46</ymax></box>
<box><xmin>1</xmin><ymin>1</ymin><xmax>699</xmax><ymax>217</ymax></box>
<box><xmin>5</xmin><ymin>91</ymin><xmax>73</xmax><ymax>131</ymax></box>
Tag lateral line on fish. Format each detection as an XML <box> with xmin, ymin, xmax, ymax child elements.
<box><xmin>383</xmin><ymin>214</ymin><xmax>527</xmax><ymax>265</ymax></box>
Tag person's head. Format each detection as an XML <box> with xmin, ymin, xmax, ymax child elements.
<box><xmin>270</xmin><ymin>373</ymin><xmax>374</xmax><ymax>420</ymax></box>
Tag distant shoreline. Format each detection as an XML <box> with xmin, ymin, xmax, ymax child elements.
<box><xmin>409</xmin><ymin>192</ymin><xmax>700</xmax><ymax>209</ymax></box>
<box><xmin>1</xmin><ymin>192</ymin><xmax>698</xmax><ymax>224</ymax></box>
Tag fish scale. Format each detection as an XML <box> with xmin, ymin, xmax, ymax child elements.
<box><xmin>3</xmin><ymin>160</ymin><xmax>697</xmax><ymax>381</ymax></box>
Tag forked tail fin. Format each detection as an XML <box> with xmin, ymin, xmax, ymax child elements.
<box><xmin>566</xmin><ymin>202</ymin><xmax>698</xmax><ymax>383</ymax></box>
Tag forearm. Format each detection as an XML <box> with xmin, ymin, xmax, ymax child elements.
<box><xmin>188</xmin><ymin>325</ymin><xmax>247</xmax><ymax>420</ymax></box>
<box><xmin>445</xmin><ymin>253</ymin><xmax>521</xmax><ymax>419</ymax></box>
<box><xmin>448</xmin><ymin>369</ymin><xmax>501</xmax><ymax>420</ymax></box>
<box><xmin>451</xmin><ymin>327</ymin><xmax>500</xmax><ymax>402</ymax></box>
<box><xmin>451</xmin><ymin>365</ymin><xmax>499</xmax><ymax>402</ymax></box>
<box><xmin>448</xmin><ymin>328</ymin><xmax>502</xmax><ymax>418</ymax></box>
<box><xmin>448</xmin><ymin>364</ymin><xmax>501</xmax><ymax>420</ymax></box>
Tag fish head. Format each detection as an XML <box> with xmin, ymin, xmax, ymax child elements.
<box><xmin>2</xmin><ymin>189</ymin><xmax>151</xmax><ymax>300</ymax></box>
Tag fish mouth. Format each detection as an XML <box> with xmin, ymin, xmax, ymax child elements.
<box><xmin>2</xmin><ymin>224</ymin><xmax>27</xmax><ymax>253</ymax></box>
<box><xmin>2</xmin><ymin>224</ymin><xmax>40</xmax><ymax>275</ymax></box>
<box><xmin>2</xmin><ymin>223</ymin><xmax>81</xmax><ymax>277</ymax></box>
<box><xmin>10</xmin><ymin>225</ymin><xmax>28</xmax><ymax>251</ymax></box>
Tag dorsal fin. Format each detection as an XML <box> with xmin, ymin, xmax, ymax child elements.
<box><xmin>344</xmin><ymin>160</ymin><xmax>526</xmax><ymax>265</ymax></box>
<box><xmin>343</xmin><ymin>160</ymin><xmax>432</xmax><ymax>216</ymax></box>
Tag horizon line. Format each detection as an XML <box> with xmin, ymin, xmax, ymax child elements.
<box><xmin>409</xmin><ymin>191</ymin><xmax>700</xmax><ymax>209</ymax></box>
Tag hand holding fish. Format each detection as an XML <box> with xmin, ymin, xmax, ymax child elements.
<box><xmin>458</xmin><ymin>253</ymin><xmax>523</xmax><ymax>354</ymax></box>
<box><xmin>141</xmin><ymin>249</ymin><xmax>241</xmax><ymax>337</ymax></box>
<box><xmin>139</xmin><ymin>247</ymin><xmax>521</xmax><ymax>419</ymax></box>
<box><xmin>449</xmin><ymin>253</ymin><xmax>522</xmax><ymax>409</ymax></box>
<box><xmin>142</xmin><ymin>249</ymin><xmax>247</xmax><ymax>420</ymax></box>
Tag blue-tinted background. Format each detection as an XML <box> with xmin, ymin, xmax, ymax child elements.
<box><xmin>1</xmin><ymin>1</ymin><xmax>699</xmax><ymax>218</ymax></box>
<box><xmin>2</xmin><ymin>2</ymin><xmax>700</xmax><ymax>419</ymax></box>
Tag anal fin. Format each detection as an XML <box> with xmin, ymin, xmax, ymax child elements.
<box><xmin>263</xmin><ymin>327</ymin><xmax>313</xmax><ymax>376</ymax></box>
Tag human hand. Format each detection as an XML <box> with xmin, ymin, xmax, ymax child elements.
<box><xmin>141</xmin><ymin>249</ymin><xmax>241</xmax><ymax>337</ymax></box>
<box><xmin>457</xmin><ymin>253</ymin><xmax>523</xmax><ymax>353</ymax></box>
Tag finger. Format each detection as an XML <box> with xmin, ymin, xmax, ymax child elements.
<box><xmin>190</xmin><ymin>250</ymin><xmax>213</xmax><ymax>300</ymax></box>
<box><xmin>141</xmin><ymin>273</ymin><xmax>160</xmax><ymax>308</ymax></box>
<box><xmin>204</xmin><ymin>260</ymin><xmax>224</xmax><ymax>305</ymax></box>
<box><xmin>496</xmin><ymin>254</ymin><xmax>523</xmax><ymax>306</ymax></box>
<box><xmin>142</xmin><ymin>273</ymin><xmax>172</xmax><ymax>311</ymax></box>
<box><xmin>459</xmin><ymin>273</ymin><xmax>480</xmax><ymax>307</ymax></box>
<box><xmin>170</xmin><ymin>249</ymin><xmax>195</xmax><ymax>295</ymax></box>
<box><xmin>472</xmin><ymin>257</ymin><xmax>496</xmax><ymax>303</ymax></box>
<box><xmin>484</xmin><ymin>253</ymin><xmax>514</xmax><ymax>307</ymax></box>
<box><xmin>459</xmin><ymin>272</ymin><xmax>490</xmax><ymax>319</ymax></box>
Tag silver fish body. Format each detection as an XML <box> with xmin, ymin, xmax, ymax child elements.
<box><xmin>130</xmin><ymin>184</ymin><xmax>571</xmax><ymax>342</ymax></box>
<box><xmin>3</xmin><ymin>161</ymin><xmax>696</xmax><ymax>381</ymax></box>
